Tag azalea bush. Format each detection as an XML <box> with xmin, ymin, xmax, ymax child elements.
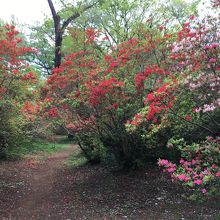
<box><xmin>42</xmin><ymin>28</ymin><xmax>150</xmax><ymax>168</ymax></box>
<box><xmin>44</xmin><ymin>21</ymin><xmax>183</xmax><ymax>167</ymax></box>
<box><xmin>43</xmin><ymin>13</ymin><xmax>219</xmax><ymax>170</ymax></box>
<box><xmin>125</xmin><ymin>16</ymin><xmax>219</xmax><ymax>161</ymax></box>
<box><xmin>0</xmin><ymin>24</ymin><xmax>38</xmax><ymax>158</ymax></box>
<box><xmin>158</xmin><ymin>137</ymin><xmax>220</xmax><ymax>200</ymax></box>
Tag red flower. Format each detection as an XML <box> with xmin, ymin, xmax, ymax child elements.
<box><xmin>190</xmin><ymin>15</ymin><xmax>195</xmax><ymax>20</ymax></box>
<box><xmin>23</xmin><ymin>72</ymin><xmax>35</xmax><ymax>80</ymax></box>
<box><xmin>49</xmin><ymin>107</ymin><xmax>58</xmax><ymax>117</ymax></box>
<box><xmin>185</xmin><ymin>115</ymin><xmax>192</xmax><ymax>121</ymax></box>
<box><xmin>159</xmin><ymin>25</ymin><xmax>164</xmax><ymax>31</ymax></box>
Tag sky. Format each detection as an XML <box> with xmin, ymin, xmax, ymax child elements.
<box><xmin>0</xmin><ymin>0</ymin><xmax>214</xmax><ymax>26</ymax></box>
<box><xmin>0</xmin><ymin>0</ymin><xmax>51</xmax><ymax>25</ymax></box>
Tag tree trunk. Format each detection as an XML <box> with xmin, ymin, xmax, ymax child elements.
<box><xmin>54</xmin><ymin>24</ymin><xmax>63</xmax><ymax>68</ymax></box>
<box><xmin>47</xmin><ymin>0</ymin><xmax>97</xmax><ymax>70</ymax></box>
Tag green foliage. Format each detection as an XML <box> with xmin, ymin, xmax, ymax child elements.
<box><xmin>167</xmin><ymin>89</ymin><xmax>220</xmax><ymax>143</ymax></box>
<box><xmin>28</xmin><ymin>20</ymin><xmax>54</xmax><ymax>75</ymax></box>
<box><xmin>215</xmin><ymin>212</ymin><xmax>220</xmax><ymax>220</ymax></box>
<box><xmin>99</xmin><ymin>128</ymin><xmax>148</xmax><ymax>169</ymax></box>
<box><xmin>6</xmin><ymin>138</ymin><xmax>68</xmax><ymax>159</ymax></box>
<box><xmin>76</xmin><ymin>132</ymin><xmax>103</xmax><ymax>164</ymax></box>
<box><xmin>0</xmin><ymin>102</ymin><xmax>26</xmax><ymax>159</ymax></box>
<box><xmin>64</xmin><ymin>148</ymin><xmax>87</xmax><ymax>167</ymax></box>
<box><xmin>159</xmin><ymin>137</ymin><xmax>220</xmax><ymax>201</ymax></box>
<box><xmin>98</xmin><ymin>0</ymin><xmax>149</xmax><ymax>44</ymax></box>
<box><xmin>75</xmin><ymin>128</ymin><xmax>148</xmax><ymax>169</ymax></box>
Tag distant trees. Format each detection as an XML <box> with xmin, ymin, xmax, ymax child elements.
<box><xmin>27</xmin><ymin>0</ymin><xmax>199</xmax><ymax>74</ymax></box>
<box><xmin>47</xmin><ymin>0</ymin><xmax>101</xmax><ymax>69</ymax></box>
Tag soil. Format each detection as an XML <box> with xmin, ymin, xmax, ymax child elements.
<box><xmin>0</xmin><ymin>144</ymin><xmax>219</xmax><ymax>220</ymax></box>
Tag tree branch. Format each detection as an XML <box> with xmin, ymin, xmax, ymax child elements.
<box><xmin>62</xmin><ymin>3</ymin><xmax>96</xmax><ymax>31</ymax></box>
<box><xmin>47</xmin><ymin>0</ymin><xmax>58</xmax><ymax>20</ymax></box>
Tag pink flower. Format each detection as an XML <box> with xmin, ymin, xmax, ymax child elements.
<box><xmin>215</xmin><ymin>171</ymin><xmax>220</xmax><ymax>177</ymax></box>
<box><xmin>193</xmin><ymin>173</ymin><xmax>199</xmax><ymax>178</ymax></box>
<box><xmin>184</xmin><ymin>161</ymin><xmax>191</xmax><ymax>166</ymax></box>
<box><xmin>159</xmin><ymin>25</ymin><xmax>164</xmax><ymax>31</ymax></box>
<box><xmin>177</xmin><ymin>173</ymin><xmax>187</xmax><ymax>181</ymax></box>
<box><xmin>185</xmin><ymin>115</ymin><xmax>192</xmax><ymax>121</ymax></box>
<box><xmin>199</xmin><ymin>173</ymin><xmax>204</xmax><ymax>178</ymax></box>
<box><xmin>190</xmin><ymin>15</ymin><xmax>195</xmax><ymax>20</ymax></box>
<box><xmin>209</xmin><ymin>58</ymin><xmax>217</xmax><ymax>63</ymax></box>
<box><xmin>210</xmin><ymin>43</ymin><xmax>218</xmax><ymax>48</ymax></box>
<box><xmin>194</xmin><ymin>179</ymin><xmax>203</xmax><ymax>185</ymax></box>
<box><xmin>212</xmin><ymin>164</ymin><xmax>218</xmax><ymax>169</ymax></box>
<box><xmin>186</xmin><ymin>167</ymin><xmax>192</xmax><ymax>172</ymax></box>
<box><xmin>184</xmin><ymin>176</ymin><xmax>191</xmax><ymax>182</ymax></box>
<box><xmin>167</xmin><ymin>167</ymin><xmax>176</xmax><ymax>173</ymax></box>
<box><xmin>206</xmin><ymin>136</ymin><xmax>213</xmax><ymax>141</ymax></box>
<box><xmin>168</xmin><ymin>162</ymin><xmax>176</xmax><ymax>168</ymax></box>
<box><xmin>196</xmin><ymin>165</ymin><xmax>201</xmax><ymax>169</ymax></box>
<box><xmin>194</xmin><ymin>107</ymin><xmax>201</xmax><ymax>113</ymax></box>
<box><xmin>204</xmin><ymin>45</ymin><xmax>211</xmax><ymax>49</ymax></box>
<box><xmin>180</xmin><ymin>159</ymin><xmax>185</xmax><ymax>164</ymax></box>
<box><xmin>203</xmin><ymin>104</ymin><xmax>216</xmax><ymax>112</ymax></box>
<box><xmin>183</xmin><ymin>22</ymin><xmax>190</xmax><ymax>27</ymax></box>
<box><xmin>202</xmin><ymin>189</ymin><xmax>207</xmax><ymax>194</ymax></box>
<box><xmin>204</xmin><ymin>169</ymin><xmax>211</xmax><ymax>175</ymax></box>
<box><xmin>158</xmin><ymin>159</ymin><xmax>169</xmax><ymax>166</ymax></box>
<box><xmin>191</xmin><ymin>159</ymin><xmax>197</xmax><ymax>165</ymax></box>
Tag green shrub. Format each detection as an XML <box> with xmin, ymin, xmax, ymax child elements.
<box><xmin>0</xmin><ymin>104</ymin><xmax>28</xmax><ymax>159</ymax></box>
<box><xmin>158</xmin><ymin>137</ymin><xmax>220</xmax><ymax>201</ymax></box>
<box><xmin>76</xmin><ymin>132</ymin><xmax>103</xmax><ymax>164</ymax></box>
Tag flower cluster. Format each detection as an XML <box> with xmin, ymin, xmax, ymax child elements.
<box><xmin>158</xmin><ymin>137</ymin><xmax>220</xmax><ymax>199</ymax></box>
<box><xmin>86</xmin><ymin>77</ymin><xmax>124</xmax><ymax>108</ymax></box>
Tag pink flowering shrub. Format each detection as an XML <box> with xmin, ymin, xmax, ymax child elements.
<box><xmin>158</xmin><ymin>137</ymin><xmax>220</xmax><ymax>200</ymax></box>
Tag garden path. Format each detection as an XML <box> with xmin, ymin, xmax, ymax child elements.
<box><xmin>0</xmin><ymin>144</ymin><xmax>219</xmax><ymax>220</ymax></box>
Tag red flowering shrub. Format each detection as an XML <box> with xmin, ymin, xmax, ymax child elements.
<box><xmin>0</xmin><ymin>24</ymin><xmax>38</xmax><ymax>157</ymax></box>
<box><xmin>43</xmin><ymin>14</ymin><xmax>219</xmax><ymax>170</ymax></box>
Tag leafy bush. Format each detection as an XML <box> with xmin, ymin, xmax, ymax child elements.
<box><xmin>99</xmin><ymin>127</ymin><xmax>148</xmax><ymax>169</ymax></box>
<box><xmin>158</xmin><ymin>137</ymin><xmax>220</xmax><ymax>200</ymax></box>
<box><xmin>0</xmin><ymin>103</ymin><xmax>28</xmax><ymax>159</ymax></box>
<box><xmin>76</xmin><ymin>132</ymin><xmax>103</xmax><ymax>164</ymax></box>
<box><xmin>0</xmin><ymin>24</ymin><xmax>38</xmax><ymax>158</ymax></box>
<box><xmin>42</xmin><ymin>13</ymin><xmax>219</xmax><ymax>171</ymax></box>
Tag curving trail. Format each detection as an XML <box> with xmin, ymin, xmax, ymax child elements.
<box><xmin>0</xmin><ymin>145</ymin><xmax>77</xmax><ymax>220</ymax></box>
<box><xmin>0</xmin><ymin>144</ymin><xmax>219</xmax><ymax>220</ymax></box>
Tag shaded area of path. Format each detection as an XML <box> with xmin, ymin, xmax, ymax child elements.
<box><xmin>0</xmin><ymin>144</ymin><xmax>220</xmax><ymax>220</ymax></box>
<box><xmin>0</xmin><ymin>145</ymin><xmax>77</xmax><ymax>220</ymax></box>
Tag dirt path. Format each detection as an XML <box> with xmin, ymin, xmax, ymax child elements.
<box><xmin>0</xmin><ymin>145</ymin><xmax>220</xmax><ymax>220</ymax></box>
<box><xmin>0</xmin><ymin>145</ymin><xmax>77</xmax><ymax>220</ymax></box>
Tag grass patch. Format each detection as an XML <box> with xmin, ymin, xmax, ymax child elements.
<box><xmin>7</xmin><ymin>139</ymin><xmax>69</xmax><ymax>159</ymax></box>
<box><xmin>55</xmin><ymin>135</ymin><xmax>77</xmax><ymax>145</ymax></box>
<box><xmin>64</xmin><ymin>148</ymin><xmax>87</xmax><ymax>168</ymax></box>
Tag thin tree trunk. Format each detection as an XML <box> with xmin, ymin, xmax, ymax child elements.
<box><xmin>54</xmin><ymin>26</ymin><xmax>63</xmax><ymax>68</ymax></box>
<box><xmin>47</xmin><ymin>0</ymin><xmax>97</xmax><ymax>70</ymax></box>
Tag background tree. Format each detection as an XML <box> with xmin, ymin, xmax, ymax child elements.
<box><xmin>27</xmin><ymin>0</ymin><xmax>199</xmax><ymax>75</ymax></box>
<box><xmin>28</xmin><ymin>20</ymin><xmax>54</xmax><ymax>75</ymax></box>
<box><xmin>47</xmin><ymin>0</ymin><xmax>101</xmax><ymax>69</ymax></box>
